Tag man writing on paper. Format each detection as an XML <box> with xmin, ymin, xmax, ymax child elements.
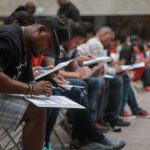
<box><xmin>77</xmin><ymin>26</ymin><xmax>131</xmax><ymax>127</ymax></box>
<box><xmin>42</xmin><ymin>22</ymin><xmax>126</xmax><ymax>150</ymax></box>
<box><xmin>0</xmin><ymin>16</ymin><xmax>70</xmax><ymax>150</ymax></box>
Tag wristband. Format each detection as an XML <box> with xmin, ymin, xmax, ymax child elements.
<box><xmin>27</xmin><ymin>83</ymin><xmax>33</xmax><ymax>95</ymax></box>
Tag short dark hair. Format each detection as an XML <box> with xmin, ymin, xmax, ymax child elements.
<box><xmin>131</xmin><ymin>41</ymin><xmax>144</xmax><ymax>52</ymax></box>
<box><xmin>80</xmin><ymin>21</ymin><xmax>95</xmax><ymax>34</ymax></box>
<box><xmin>70</xmin><ymin>22</ymin><xmax>87</xmax><ymax>38</ymax></box>
<box><xmin>130</xmin><ymin>35</ymin><xmax>140</xmax><ymax>43</ymax></box>
<box><xmin>35</xmin><ymin>17</ymin><xmax>53</xmax><ymax>32</ymax></box>
<box><xmin>116</xmin><ymin>32</ymin><xmax>129</xmax><ymax>44</ymax></box>
<box><xmin>4</xmin><ymin>11</ymin><xmax>35</xmax><ymax>26</ymax></box>
<box><xmin>14</xmin><ymin>5</ymin><xmax>27</xmax><ymax>12</ymax></box>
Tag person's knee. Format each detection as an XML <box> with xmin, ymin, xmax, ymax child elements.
<box><xmin>77</xmin><ymin>80</ymin><xmax>88</xmax><ymax>89</ymax></box>
<box><xmin>23</xmin><ymin>104</ymin><xmax>46</xmax><ymax>123</ymax></box>
<box><xmin>111</xmin><ymin>75</ymin><xmax>123</xmax><ymax>87</ymax></box>
<box><xmin>86</xmin><ymin>77</ymin><xmax>103</xmax><ymax>89</ymax></box>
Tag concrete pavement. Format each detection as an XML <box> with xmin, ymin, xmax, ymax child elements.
<box><xmin>51</xmin><ymin>90</ymin><xmax>150</xmax><ymax>150</ymax></box>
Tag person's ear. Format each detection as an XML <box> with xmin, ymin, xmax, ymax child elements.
<box><xmin>12</xmin><ymin>19</ymin><xmax>18</xmax><ymax>24</ymax></box>
<box><xmin>38</xmin><ymin>25</ymin><xmax>47</xmax><ymax>35</ymax></box>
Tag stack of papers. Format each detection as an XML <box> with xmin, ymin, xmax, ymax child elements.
<box><xmin>26</xmin><ymin>95</ymin><xmax>85</xmax><ymax>108</ymax></box>
<box><xmin>60</xmin><ymin>84</ymin><xmax>85</xmax><ymax>90</ymax></box>
<box><xmin>120</xmin><ymin>62</ymin><xmax>145</xmax><ymax>72</ymax></box>
<box><xmin>35</xmin><ymin>59</ymin><xmax>74</xmax><ymax>81</ymax></box>
<box><xmin>102</xmin><ymin>74</ymin><xmax>114</xmax><ymax>79</ymax></box>
<box><xmin>4</xmin><ymin>94</ymin><xmax>85</xmax><ymax>109</ymax></box>
<box><xmin>83</xmin><ymin>56</ymin><xmax>111</xmax><ymax>66</ymax></box>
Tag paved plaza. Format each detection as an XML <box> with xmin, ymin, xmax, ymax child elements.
<box><xmin>0</xmin><ymin>89</ymin><xmax>150</xmax><ymax>150</ymax></box>
<box><xmin>51</xmin><ymin>90</ymin><xmax>150</xmax><ymax>150</ymax></box>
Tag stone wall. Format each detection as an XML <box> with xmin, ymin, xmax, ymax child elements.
<box><xmin>0</xmin><ymin>0</ymin><xmax>150</xmax><ymax>16</ymax></box>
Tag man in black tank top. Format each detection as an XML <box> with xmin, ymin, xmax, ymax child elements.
<box><xmin>0</xmin><ymin>16</ymin><xmax>70</xmax><ymax>150</ymax></box>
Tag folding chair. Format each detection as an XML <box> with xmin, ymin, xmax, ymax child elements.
<box><xmin>0</xmin><ymin>111</ymin><xmax>71</xmax><ymax>150</ymax></box>
<box><xmin>0</xmin><ymin>124</ymin><xmax>24</xmax><ymax>150</ymax></box>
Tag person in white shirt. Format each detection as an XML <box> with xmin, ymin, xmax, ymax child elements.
<box><xmin>77</xmin><ymin>26</ymin><xmax>130</xmax><ymax>128</ymax></box>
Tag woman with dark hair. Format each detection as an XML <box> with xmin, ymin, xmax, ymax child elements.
<box><xmin>131</xmin><ymin>41</ymin><xmax>150</xmax><ymax>91</ymax></box>
<box><xmin>119</xmin><ymin>35</ymin><xmax>150</xmax><ymax>118</ymax></box>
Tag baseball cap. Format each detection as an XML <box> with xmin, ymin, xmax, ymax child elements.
<box><xmin>35</xmin><ymin>16</ymin><xmax>70</xmax><ymax>57</ymax></box>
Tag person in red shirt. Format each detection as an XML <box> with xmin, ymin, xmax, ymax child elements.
<box><xmin>131</xmin><ymin>41</ymin><xmax>150</xmax><ymax>91</ymax></box>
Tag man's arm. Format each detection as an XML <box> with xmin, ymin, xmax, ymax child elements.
<box><xmin>59</xmin><ymin>70</ymin><xmax>79</xmax><ymax>78</ymax></box>
<box><xmin>0</xmin><ymin>71</ymin><xmax>52</xmax><ymax>96</ymax></box>
<box><xmin>0</xmin><ymin>71</ymin><xmax>28</xmax><ymax>94</ymax></box>
<box><xmin>59</xmin><ymin>66</ymin><xmax>91</xmax><ymax>79</ymax></box>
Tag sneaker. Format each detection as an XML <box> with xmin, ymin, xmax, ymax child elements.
<box><xmin>120</xmin><ymin>111</ymin><xmax>136</xmax><ymax>120</ymax></box>
<box><xmin>80</xmin><ymin>142</ymin><xmax>114</xmax><ymax>150</ymax></box>
<box><xmin>144</xmin><ymin>86</ymin><xmax>150</xmax><ymax>91</ymax></box>
<box><xmin>42</xmin><ymin>143</ymin><xmax>54</xmax><ymax>150</ymax></box>
<box><xmin>100</xmin><ymin>137</ymin><xmax>126</xmax><ymax>150</ymax></box>
<box><xmin>134</xmin><ymin>110</ymin><xmax>150</xmax><ymax>118</ymax></box>
<box><xmin>70</xmin><ymin>138</ymin><xmax>113</xmax><ymax>150</ymax></box>
<box><xmin>95</xmin><ymin>123</ymin><xmax>108</xmax><ymax>133</ymax></box>
<box><xmin>109</xmin><ymin>118</ymin><xmax>130</xmax><ymax>127</ymax></box>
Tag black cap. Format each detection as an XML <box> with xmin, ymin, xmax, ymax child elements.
<box><xmin>49</xmin><ymin>16</ymin><xmax>70</xmax><ymax>57</ymax></box>
<box><xmin>49</xmin><ymin>16</ymin><xmax>70</xmax><ymax>44</ymax></box>
<box><xmin>35</xmin><ymin>16</ymin><xmax>70</xmax><ymax>57</ymax></box>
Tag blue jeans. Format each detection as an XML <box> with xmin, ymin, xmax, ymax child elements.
<box><xmin>67</xmin><ymin>77</ymin><xmax>104</xmax><ymax>121</ymax></box>
<box><xmin>67</xmin><ymin>77</ymin><xmax>104</xmax><ymax>109</ymax></box>
<box><xmin>66</xmin><ymin>78</ymin><xmax>88</xmax><ymax>107</ymax></box>
<box><xmin>120</xmin><ymin>75</ymin><xmax>142</xmax><ymax>114</ymax></box>
<box><xmin>45</xmin><ymin>81</ymin><xmax>105</xmax><ymax>144</ymax></box>
<box><xmin>84</xmin><ymin>77</ymin><xmax>105</xmax><ymax>110</ymax></box>
<box><xmin>128</xmin><ymin>89</ymin><xmax>142</xmax><ymax>114</ymax></box>
<box><xmin>142</xmin><ymin>68</ymin><xmax>150</xmax><ymax>87</ymax></box>
<box><xmin>104</xmin><ymin>75</ymin><xmax>123</xmax><ymax>122</ymax></box>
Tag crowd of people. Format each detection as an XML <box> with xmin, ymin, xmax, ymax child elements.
<box><xmin>0</xmin><ymin>0</ymin><xmax>150</xmax><ymax>150</ymax></box>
